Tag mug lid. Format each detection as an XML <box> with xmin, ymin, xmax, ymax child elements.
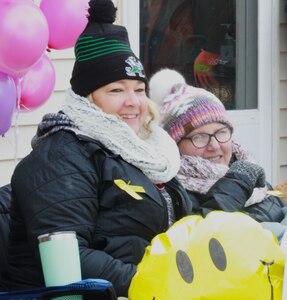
<box><xmin>37</xmin><ymin>231</ymin><xmax>77</xmax><ymax>243</ymax></box>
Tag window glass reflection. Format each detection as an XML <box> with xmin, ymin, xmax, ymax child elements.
<box><xmin>140</xmin><ymin>0</ymin><xmax>258</xmax><ymax>110</ymax></box>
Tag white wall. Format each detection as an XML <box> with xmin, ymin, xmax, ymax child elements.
<box><xmin>0</xmin><ymin>48</ymin><xmax>75</xmax><ymax>186</ymax></box>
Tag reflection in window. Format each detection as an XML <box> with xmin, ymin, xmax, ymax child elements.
<box><xmin>140</xmin><ymin>0</ymin><xmax>258</xmax><ymax>110</ymax></box>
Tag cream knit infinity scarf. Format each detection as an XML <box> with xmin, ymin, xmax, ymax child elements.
<box><xmin>61</xmin><ymin>89</ymin><xmax>180</xmax><ymax>184</ymax></box>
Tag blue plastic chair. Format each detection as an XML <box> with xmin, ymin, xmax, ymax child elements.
<box><xmin>0</xmin><ymin>278</ymin><xmax>117</xmax><ymax>299</ymax></box>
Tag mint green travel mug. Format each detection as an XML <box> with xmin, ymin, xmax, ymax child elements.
<box><xmin>38</xmin><ymin>231</ymin><xmax>82</xmax><ymax>299</ymax></box>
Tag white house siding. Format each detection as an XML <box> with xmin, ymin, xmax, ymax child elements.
<box><xmin>279</xmin><ymin>0</ymin><xmax>287</xmax><ymax>182</ymax></box>
<box><xmin>0</xmin><ymin>48</ymin><xmax>75</xmax><ymax>186</ymax></box>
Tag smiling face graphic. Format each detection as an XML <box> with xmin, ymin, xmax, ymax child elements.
<box><xmin>129</xmin><ymin>212</ymin><xmax>285</xmax><ymax>300</ymax></box>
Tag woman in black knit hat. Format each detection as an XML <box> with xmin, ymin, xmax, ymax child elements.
<box><xmin>1</xmin><ymin>1</ymin><xmax>192</xmax><ymax>297</ymax></box>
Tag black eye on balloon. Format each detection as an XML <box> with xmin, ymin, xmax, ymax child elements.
<box><xmin>176</xmin><ymin>250</ymin><xmax>194</xmax><ymax>283</ymax></box>
<box><xmin>209</xmin><ymin>238</ymin><xmax>227</xmax><ymax>271</ymax></box>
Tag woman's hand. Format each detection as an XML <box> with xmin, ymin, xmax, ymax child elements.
<box><xmin>227</xmin><ymin>160</ymin><xmax>266</xmax><ymax>188</ymax></box>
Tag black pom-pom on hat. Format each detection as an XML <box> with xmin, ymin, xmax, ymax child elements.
<box><xmin>88</xmin><ymin>0</ymin><xmax>117</xmax><ymax>23</ymax></box>
<box><xmin>70</xmin><ymin>0</ymin><xmax>147</xmax><ymax>97</ymax></box>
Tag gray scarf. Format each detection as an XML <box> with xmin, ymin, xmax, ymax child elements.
<box><xmin>33</xmin><ymin>89</ymin><xmax>180</xmax><ymax>184</ymax></box>
<box><xmin>177</xmin><ymin>142</ymin><xmax>268</xmax><ymax>207</ymax></box>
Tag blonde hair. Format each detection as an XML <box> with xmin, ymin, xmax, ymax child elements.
<box><xmin>138</xmin><ymin>99</ymin><xmax>160</xmax><ymax>139</ymax></box>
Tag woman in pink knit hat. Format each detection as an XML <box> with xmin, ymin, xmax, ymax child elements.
<box><xmin>149</xmin><ymin>68</ymin><xmax>287</xmax><ymax>239</ymax></box>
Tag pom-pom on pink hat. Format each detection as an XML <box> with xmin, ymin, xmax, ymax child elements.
<box><xmin>149</xmin><ymin>68</ymin><xmax>233</xmax><ymax>143</ymax></box>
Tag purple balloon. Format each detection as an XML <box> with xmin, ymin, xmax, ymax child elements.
<box><xmin>0</xmin><ymin>72</ymin><xmax>16</xmax><ymax>135</ymax></box>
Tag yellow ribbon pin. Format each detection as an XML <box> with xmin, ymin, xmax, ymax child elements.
<box><xmin>114</xmin><ymin>179</ymin><xmax>145</xmax><ymax>200</ymax></box>
<box><xmin>266</xmin><ymin>190</ymin><xmax>284</xmax><ymax>197</ymax></box>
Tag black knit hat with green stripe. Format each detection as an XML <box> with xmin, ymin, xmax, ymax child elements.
<box><xmin>70</xmin><ymin>0</ymin><xmax>147</xmax><ymax>97</ymax></box>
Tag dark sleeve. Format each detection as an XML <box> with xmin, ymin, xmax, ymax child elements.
<box><xmin>189</xmin><ymin>173</ymin><xmax>286</xmax><ymax>223</ymax></box>
<box><xmin>243</xmin><ymin>182</ymin><xmax>286</xmax><ymax>222</ymax></box>
<box><xmin>202</xmin><ymin>172</ymin><xmax>252</xmax><ymax>210</ymax></box>
<box><xmin>243</xmin><ymin>196</ymin><xmax>285</xmax><ymax>223</ymax></box>
<box><xmin>12</xmin><ymin>134</ymin><xmax>135</xmax><ymax>296</ymax></box>
<box><xmin>188</xmin><ymin>172</ymin><xmax>253</xmax><ymax>217</ymax></box>
<box><xmin>0</xmin><ymin>184</ymin><xmax>11</xmax><ymax>273</ymax></box>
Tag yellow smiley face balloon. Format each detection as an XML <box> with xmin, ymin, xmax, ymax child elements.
<box><xmin>129</xmin><ymin>211</ymin><xmax>285</xmax><ymax>300</ymax></box>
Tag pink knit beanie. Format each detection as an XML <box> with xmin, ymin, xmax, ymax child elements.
<box><xmin>149</xmin><ymin>68</ymin><xmax>233</xmax><ymax>143</ymax></box>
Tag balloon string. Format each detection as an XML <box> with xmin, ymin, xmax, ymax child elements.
<box><xmin>14</xmin><ymin>77</ymin><xmax>22</xmax><ymax>166</ymax></box>
<box><xmin>20</xmin><ymin>104</ymin><xmax>31</xmax><ymax>112</ymax></box>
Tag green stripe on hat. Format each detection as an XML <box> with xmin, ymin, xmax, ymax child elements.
<box><xmin>75</xmin><ymin>37</ymin><xmax>121</xmax><ymax>53</ymax></box>
<box><xmin>77</xmin><ymin>43</ymin><xmax>131</xmax><ymax>57</ymax></box>
<box><xmin>75</xmin><ymin>39</ymin><xmax>119</xmax><ymax>54</ymax></box>
<box><xmin>76</xmin><ymin>39</ymin><xmax>130</xmax><ymax>55</ymax></box>
<box><xmin>75</xmin><ymin>36</ymin><xmax>132</xmax><ymax>61</ymax></box>
<box><xmin>77</xmin><ymin>47</ymin><xmax>132</xmax><ymax>62</ymax></box>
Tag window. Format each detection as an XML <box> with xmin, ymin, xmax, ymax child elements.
<box><xmin>139</xmin><ymin>0</ymin><xmax>258</xmax><ymax>110</ymax></box>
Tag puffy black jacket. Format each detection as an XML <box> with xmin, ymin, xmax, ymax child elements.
<box><xmin>2</xmin><ymin>131</ymin><xmax>192</xmax><ymax>296</ymax></box>
<box><xmin>0</xmin><ymin>184</ymin><xmax>11</xmax><ymax>281</ymax></box>
<box><xmin>189</xmin><ymin>172</ymin><xmax>286</xmax><ymax>222</ymax></box>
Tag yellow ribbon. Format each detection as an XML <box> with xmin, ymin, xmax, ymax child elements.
<box><xmin>266</xmin><ymin>190</ymin><xmax>284</xmax><ymax>197</ymax></box>
<box><xmin>114</xmin><ymin>179</ymin><xmax>145</xmax><ymax>200</ymax></box>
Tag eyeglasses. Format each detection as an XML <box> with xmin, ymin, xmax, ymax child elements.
<box><xmin>181</xmin><ymin>127</ymin><xmax>232</xmax><ymax>149</ymax></box>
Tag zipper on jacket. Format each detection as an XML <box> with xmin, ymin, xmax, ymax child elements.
<box><xmin>166</xmin><ymin>179</ymin><xmax>188</xmax><ymax>221</ymax></box>
<box><xmin>155</xmin><ymin>185</ymin><xmax>169</xmax><ymax>232</ymax></box>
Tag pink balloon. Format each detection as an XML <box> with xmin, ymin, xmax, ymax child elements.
<box><xmin>40</xmin><ymin>0</ymin><xmax>89</xmax><ymax>50</ymax></box>
<box><xmin>0</xmin><ymin>72</ymin><xmax>16</xmax><ymax>135</ymax></box>
<box><xmin>0</xmin><ymin>0</ymin><xmax>49</xmax><ymax>77</ymax></box>
<box><xmin>20</xmin><ymin>54</ymin><xmax>56</xmax><ymax>111</ymax></box>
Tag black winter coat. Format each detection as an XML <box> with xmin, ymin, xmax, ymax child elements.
<box><xmin>1</xmin><ymin>131</ymin><xmax>192</xmax><ymax>297</ymax></box>
<box><xmin>189</xmin><ymin>172</ymin><xmax>286</xmax><ymax>222</ymax></box>
<box><xmin>0</xmin><ymin>184</ymin><xmax>11</xmax><ymax>281</ymax></box>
